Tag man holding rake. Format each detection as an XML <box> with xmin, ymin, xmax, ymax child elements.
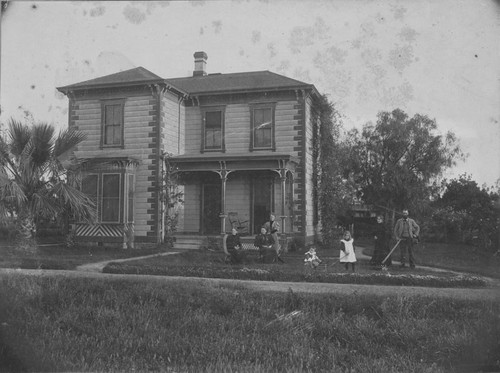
<box><xmin>393</xmin><ymin>209</ymin><xmax>420</xmax><ymax>269</ymax></box>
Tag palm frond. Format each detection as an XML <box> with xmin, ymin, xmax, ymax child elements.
<box><xmin>0</xmin><ymin>136</ymin><xmax>12</xmax><ymax>167</ymax></box>
<box><xmin>2</xmin><ymin>118</ymin><xmax>92</xmax><ymax>225</ymax></box>
<box><xmin>31</xmin><ymin>191</ymin><xmax>60</xmax><ymax>219</ymax></box>
<box><xmin>30</xmin><ymin>122</ymin><xmax>55</xmax><ymax>168</ymax></box>
<box><xmin>51</xmin><ymin>182</ymin><xmax>97</xmax><ymax>223</ymax></box>
<box><xmin>54</xmin><ymin>128</ymin><xmax>86</xmax><ymax>159</ymax></box>
<box><xmin>0</xmin><ymin>175</ymin><xmax>27</xmax><ymax>209</ymax></box>
<box><xmin>8</xmin><ymin>119</ymin><xmax>31</xmax><ymax>158</ymax></box>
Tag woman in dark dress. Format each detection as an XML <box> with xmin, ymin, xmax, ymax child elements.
<box><xmin>370</xmin><ymin>215</ymin><xmax>391</xmax><ymax>266</ymax></box>
<box><xmin>226</xmin><ymin>228</ymin><xmax>244</xmax><ymax>264</ymax></box>
<box><xmin>264</xmin><ymin>214</ymin><xmax>284</xmax><ymax>263</ymax></box>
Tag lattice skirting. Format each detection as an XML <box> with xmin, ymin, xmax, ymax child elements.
<box><xmin>73</xmin><ymin>223</ymin><xmax>134</xmax><ymax>244</ymax></box>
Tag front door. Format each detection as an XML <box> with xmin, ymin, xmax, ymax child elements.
<box><xmin>252</xmin><ymin>178</ymin><xmax>273</xmax><ymax>234</ymax></box>
<box><xmin>202</xmin><ymin>184</ymin><xmax>221</xmax><ymax>234</ymax></box>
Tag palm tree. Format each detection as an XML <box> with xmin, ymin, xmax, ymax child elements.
<box><xmin>0</xmin><ymin>118</ymin><xmax>96</xmax><ymax>249</ymax></box>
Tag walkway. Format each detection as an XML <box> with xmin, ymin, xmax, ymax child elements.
<box><xmin>75</xmin><ymin>251</ymin><xmax>181</xmax><ymax>273</ymax></box>
<box><xmin>0</xmin><ymin>246</ymin><xmax>498</xmax><ymax>302</ymax></box>
<box><xmin>1</xmin><ymin>267</ymin><xmax>499</xmax><ymax>302</ymax></box>
<box><xmin>71</xmin><ymin>246</ymin><xmax>500</xmax><ymax>293</ymax></box>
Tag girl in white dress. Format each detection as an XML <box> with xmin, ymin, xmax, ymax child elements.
<box><xmin>340</xmin><ymin>231</ymin><xmax>357</xmax><ymax>272</ymax></box>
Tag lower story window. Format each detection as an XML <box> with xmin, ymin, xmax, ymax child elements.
<box><xmin>81</xmin><ymin>173</ymin><xmax>130</xmax><ymax>223</ymax></box>
<box><xmin>102</xmin><ymin>174</ymin><xmax>120</xmax><ymax>222</ymax></box>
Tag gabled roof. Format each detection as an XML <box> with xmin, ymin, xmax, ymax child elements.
<box><xmin>164</xmin><ymin>71</ymin><xmax>315</xmax><ymax>95</ymax></box>
<box><xmin>57</xmin><ymin>67</ymin><xmax>164</xmax><ymax>92</ymax></box>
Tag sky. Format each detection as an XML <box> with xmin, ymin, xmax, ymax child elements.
<box><xmin>1</xmin><ymin>0</ymin><xmax>499</xmax><ymax>187</ymax></box>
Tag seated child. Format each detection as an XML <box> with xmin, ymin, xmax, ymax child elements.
<box><xmin>304</xmin><ymin>247</ymin><xmax>322</xmax><ymax>269</ymax></box>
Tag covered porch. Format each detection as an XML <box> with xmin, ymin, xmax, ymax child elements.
<box><xmin>169</xmin><ymin>153</ymin><xmax>297</xmax><ymax>239</ymax></box>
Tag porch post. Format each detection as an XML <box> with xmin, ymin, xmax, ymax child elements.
<box><xmin>277</xmin><ymin>160</ymin><xmax>288</xmax><ymax>234</ymax></box>
<box><xmin>277</xmin><ymin>160</ymin><xmax>288</xmax><ymax>253</ymax></box>
<box><xmin>220</xmin><ymin>172</ymin><xmax>228</xmax><ymax>234</ymax></box>
<box><xmin>216</xmin><ymin>161</ymin><xmax>231</xmax><ymax>235</ymax></box>
<box><xmin>280</xmin><ymin>172</ymin><xmax>286</xmax><ymax>234</ymax></box>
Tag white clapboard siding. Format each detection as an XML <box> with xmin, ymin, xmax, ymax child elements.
<box><xmin>225</xmin><ymin>104</ymin><xmax>251</xmax><ymax>152</ymax></box>
<box><xmin>182</xmin><ymin>184</ymin><xmax>200</xmax><ymax>232</ymax></box>
<box><xmin>184</xmin><ymin>107</ymin><xmax>202</xmax><ymax>153</ymax></box>
<box><xmin>182</xmin><ymin>101</ymin><xmax>302</xmax><ymax>156</ymax></box>
<box><xmin>162</xmin><ymin>94</ymin><xmax>181</xmax><ymax>154</ymax></box>
<box><xmin>73</xmin><ymin>94</ymin><xmax>159</xmax><ymax>240</ymax></box>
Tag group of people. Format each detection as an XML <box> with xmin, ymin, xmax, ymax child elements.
<box><xmin>225</xmin><ymin>214</ymin><xmax>284</xmax><ymax>264</ymax></box>
<box><xmin>305</xmin><ymin>209</ymin><xmax>420</xmax><ymax>273</ymax></box>
<box><xmin>336</xmin><ymin>209</ymin><xmax>420</xmax><ymax>272</ymax></box>
<box><xmin>370</xmin><ymin>209</ymin><xmax>420</xmax><ymax>269</ymax></box>
<box><xmin>226</xmin><ymin>209</ymin><xmax>421</xmax><ymax>270</ymax></box>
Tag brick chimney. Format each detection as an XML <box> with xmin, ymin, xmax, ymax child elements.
<box><xmin>193</xmin><ymin>51</ymin><xmax>208</xmax><ymax>77</ymax></box>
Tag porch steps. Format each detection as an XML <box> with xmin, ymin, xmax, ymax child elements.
<box><xmin>172</xmin><ymin>235</ymin><xmax>205</xmax><ymax>250</ymax></box>
<box><xmin>172</xmin><ymin>235</ymin><xmax>259</xmax><ymax>251</ymax></box>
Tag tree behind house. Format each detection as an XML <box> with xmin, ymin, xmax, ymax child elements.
<box><xmin>431</xmin><ymin>174</ymin><xmax>499</xmax><ymax>250</ymax></box>
<box><xmin>314</xmin><ymin>95</ymin><xmax>356</xmax><ymax>245</ymax></box>
<box><xmin>344</xmin><ymin>109</ymin><xmax>465</xmax><ymax>222</ymax></box>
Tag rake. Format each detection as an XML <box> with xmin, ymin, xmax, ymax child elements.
<box><xmin>318</xmin><ymin>252</ymin><xmax>350</xmax><ymax>272</ymax></box>
<box><xmin>380</xmin><ymin>239</ymin><xmax>401</xmax><ymax>272</ymax></box>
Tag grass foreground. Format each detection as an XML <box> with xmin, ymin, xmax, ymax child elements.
<box><xmin>1</xmin><ymin>273</ymin><xmax>499</xmax><ymax>373</ymax></box>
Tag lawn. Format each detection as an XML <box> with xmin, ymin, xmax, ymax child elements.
<box><xmin>1</xmin><ymin>273</ymin><xmax>498</xmax><ymax>372</ymax></box>
<box><xmin>1</xmin><ymin>237</ymin><xmax>497</xmax><ymax>288</ymax></box>
<box><xmin>358</xmin><ymin>238</ymin><xmax>500</xmax><ymax>279</ymax></box>
<box><xmin>0</xmin><ymin>241</ymin><xmax>164</xmax><ymax>270</ymax></box>
<box><xmin>408</xmin><ymin>241</ymin><xmax>500</xmax><ymax>279</ymax></box>
<box><xmin>103</xmin><ymin>248</ymin><xmax>488</xmax><ymax>288</ymax></box>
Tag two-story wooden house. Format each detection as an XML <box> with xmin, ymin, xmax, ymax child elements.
<box><xmin>57</xmin><ymin>52</ymin><xmax>322</xmax><ymax>249</ymax></box>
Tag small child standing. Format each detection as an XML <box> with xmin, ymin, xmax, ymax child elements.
<box><xmin>340</xmin><ymin>231</ymin><xmax>357</xmax><ymax>272</ymax></box>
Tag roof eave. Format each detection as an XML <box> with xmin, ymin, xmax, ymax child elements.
<box><xmin>56</xmin><ymin>80</ymin><xmax>189</xmax><ymax>97</ymax></box>
<box><xmin>176</xmin><ymin>83</ymin><xmax>318</xmax><ymax>97</ymax></box>
<box><xmin>171</xmin><ymin>153</ymin><xmax>292</xmax><ymax>163</ymax></box>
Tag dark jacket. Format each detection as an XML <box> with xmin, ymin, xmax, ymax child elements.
<box><xmin>254</xmin><ymin>233</ymin><xmax>274</xmax><ymax>249</ymax></box>
<box><xmin>372</xmin><ymin>223</ymin><xmax>388</xmax><ymax>247</ymax></box>
<box><xmin>394</xmin><ymin>218</ymin><xmax>420</xmax><ymax>240</ymax></box>
<box><xmin>226</xmin><ymin>234</ymin><xmax>242</xmax><ymax>250</ymax></box>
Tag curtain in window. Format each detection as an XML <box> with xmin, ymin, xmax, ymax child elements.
<box><xmin>204</xmin><ymin>111</ymin><xmax>222</xmax><ymax>149</ymax></box>
<box><xmin>104</xmin><ymin>104</ymin><xmax>122</xmax><ymax>145</ymax></box>
<box><xmin>253</xmin><ymin>108</ymin><xmax>272</xmax><ymax>148</ymax></box>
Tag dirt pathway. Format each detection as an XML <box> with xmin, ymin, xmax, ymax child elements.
<box><xmin>1</xmin><ymin>266</ymin><xmax>499</xmax><ymax>302</ymax></box>
<box><xmin>75</xmin><ymin>251</ymin><xmax>181</xmax><ymax>273</ymax></box>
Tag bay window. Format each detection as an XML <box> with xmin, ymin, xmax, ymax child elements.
<box><xmin>81</xmin><ymin>173</ymin><xmax>132</xmax><ymax>224</ymax></box>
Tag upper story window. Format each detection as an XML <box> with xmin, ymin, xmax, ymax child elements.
<box><xmin>250</xmin><ymin>104</ymin><xmax>275</xmax><ymax>151</ymax></box>
<box><xmin>101</xmin><ymin>99</ymin><xmax>125</xmax><ymax>148</ymax></box>
<box><xmin>202</xmin><ymin>107</ymin><xmax>225</xmax><ymax>152</ymax></box>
